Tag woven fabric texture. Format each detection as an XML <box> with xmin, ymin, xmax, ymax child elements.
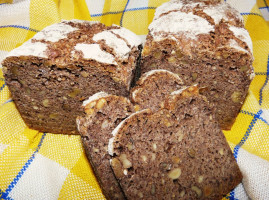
<box><xmin>0</xmin><ymin>0</ymin><xmax>269</xmax><ymax>199</ymax></box>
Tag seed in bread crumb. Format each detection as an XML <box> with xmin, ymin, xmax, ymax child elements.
<box><xmin>168</xmin><ymin>168</ymin><xmax>181</xmax><ymax>180</ymax></box>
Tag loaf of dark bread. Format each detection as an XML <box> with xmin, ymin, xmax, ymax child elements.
<box><xmin>108</xmin><ymin>86</ymin><xmax>242</xmax><ymax>199</ymax></box>
<box><xmin>141</xmin><ymin>0</ymin><xmax>254</xmax><ymax>130</ymax></box>
<box><xmin>2</xmin><ymin>20</ymin><xmax>142</xmax><ymax>134</ymax></box>
<box><xmin>77</xmin><ymin>92</ymin><xmax>134</xmax><ymax>199</ymax></box>
<box><xmin>130</xmin><ymin>69</ymin><xmax>183</xmax><ymax>112</ymax></box>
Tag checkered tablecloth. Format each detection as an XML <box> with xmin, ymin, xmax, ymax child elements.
<box><xmin>0</xmin><ymin>0</ymin><xmax>269</xmax><ymax>199</ymax></box>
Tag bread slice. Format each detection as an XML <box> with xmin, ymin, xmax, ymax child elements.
<box><xmin>109</xmin><ymin>86</ymin><xmax>242</xmax><ymax>199</ymax></box>
<box><xmin>77</xmin><ymin>92</ymin><xmax>134</xmax><ymax>199</ymax></box>
<box><xmin>130</xmin><ymin>69</ymin><xmax>183</xmax><ymax>112</ymax></box>
<box><xmin>141</xmin><ymin>0</ymin><xmax>254</xmax><ymax>130</ymax></box>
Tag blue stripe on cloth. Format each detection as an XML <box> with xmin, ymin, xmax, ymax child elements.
<box><xmin>91</xmin><ymin>10</ymin><xmax>122</xmax><ymax>17</ymax></box>
<box><xmin>263</xmin><ymin>0</ymin><xmax>269</xmax><ymax>12</ymax></box>
<box><xmin>240</xmin><ymin>110</ymin><xmax>269</xmax><ymax>126</ymax></box>
<box><xmin>228</xmin><ymin>190</ymin><xmax>239</xmax><ymax>200</ymax></box>
<box><xmin>1</xmin><ymin>99</ymin><xmax>13</xmax><ymax>106</ymax></box>
<box><xmin>255</xmin><ymin>72</ymin><xmax>267</xmax><ymax>75</ymax></box>
<box><xmin>0</xmin><ymin>25</ymin><xmax>39</xmax><ymax>32</ymax></box>
<box><xmin>120</xmin><ymin>0</ymin><xmax>130</xmax><ymax>26</ymax></box>
<box><xmin>240</xmin><ymin>110</ymin><xmax>255</xmax><ymax>117</ymax></box>
<box><xmin>259</xmin><ymin>55</ymin><xmax>269</xmax><ymax>106</ymax></box>
<box><xmin>90</xmin><ymin>6</ymin><xmax>156</xmax><ymax>17</ymax></box>
<box><xmin>260</xmin><ymin>116</ymin><xmax>269</xmax><ymax>126</ymax></box>
<box><xmin>233</xmin><ymin>110</ymin><xmax>263</xmax><ymax>159</ymax></box>
<box><xmin>0</xmin><ymin>190</ymin><xmax>13</xmax><ymax>200</ymax></box>
<box><xmin>229</xmin><ymin>109</ymin><xmax>262</xmax><ymax>199</ymax></box>
<box><xmin>126</xmin><ymin>6</ymin><xmax>156</xmax><ymax>12</ymax></box>
<box><xmin>0</xmin><ymin>133</ymin><xmax>47</xmax><ymax>199</ymax></box>
<box><xmin>240</xmin><ymin>12</ymin><xmax>264</xmax><ymax>17</ymax></box>
<box><xmin>259</xmin><ymin>6</ymin><xmax>269</xmax><ymax>9</ymax></box>
<box><xmin>0</xmin><ymin>82</ymin><xmax>6</xmax><ymax>91</ymax></box>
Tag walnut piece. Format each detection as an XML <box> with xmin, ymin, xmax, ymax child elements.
<box><xmin>172</xmin><ymin>156</ymin><xmax>180</xmax><ymax>164</ymax></box>
<box><xmin>111</xmin><ymin>158</ymin><xmax>124</xmax><ymax>178</ymax></box>
<box><xmin>119</xmin><ymin>154</ymin><xmax>132</xmax><ymax>169</ymax></box>
<box><xmin>152</xmin><ymin>143</ymin><xmax>157</xmax><ymax>151</ymax></box>
<box><xmin>80</xmin><ymin>71</ymin><xmax>89</xmax><ymax>77</ymax></box>
<box><xmin>141</xmin><ymin>155</ymin><xmax>148</xmax><ymax>162</ymax></box>
<box><xmin>101</xmin><ymin>119</ymin><xmax>109</xmax><ymax>129</ymax></box>
<box><xmin>231</xmin><ymin>91</ymin><xmax>242</xmax><ymax>103</ymax></box>
<box><xmin>96</xmin><ymin>98</ymin><xmax>107</xmax><ymax>109</ymax></box>
<box><xmin>42</xmin><ymin>99</ymin><xmax>49</xmax><ymax>107</ymax></box>
<box><xmin>188</xmin><ymin>148</ymin><xmax>196</xmax><ymax>158</ymax></box>
<box><xmin>198</xmin><ymin>175</ymin><xmax>203</xmax><ymax>183</ymax></box>
<box><xmin>168</xmin><ymin>168</ymin><xmax>181</xmax><ymax>180</ymax></box>
<box><xmin>179</xmin><ymin>190</ymin><xmax>185</xmax><ymax>197</ymax></box>
<box><xmin>191</xmin><ymin>185</ymin><xmax>202</xmax><ymax>198</ymax></box>
<box><xmin>134</xmin><ymin>105</ymin><xmax>140</xmax><ymax>112</ymax></box>
<box><xmin>68</xmin><ymin>88</ymin><xmax>80</xmax><ymax>98</ymax></box>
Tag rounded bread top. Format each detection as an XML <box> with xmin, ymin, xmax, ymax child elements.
<box><xmin>4</xmin><ymin>20</ymin><xmax>142</xmax><ymax>66</ymax></box>
<box><xmin>130</xmin><ymin>69</ymin><xmax>183</xmax><ymax>101</ymax></box>
<box><xmin>82</xmin><ymin>91</ymin><xmax>133</xmax><ymax>115</ymax></box>
<box><xmin>137</xmin><ymin>69</ymin><xmax>183</xmax><ymax>85</ymax></box>
<box><xmin>82</xmin><ymin>91</ymin><xmax>110</xmax><ymax>107</ymax></box>
<box><xmin>149</xmin><ymin>0</ymin><xmax>252</xmax><ymax>54</ymax></box>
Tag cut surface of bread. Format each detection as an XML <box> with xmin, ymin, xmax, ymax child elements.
<box><xmin>109</xmin><ymin>86</ymin><xmax>242</xmax><ymax>199</ymax></box>
<box><xmin>77</xmin><ymin>92</ymin><xmax>135</xmax><ymax>199</ymax></box>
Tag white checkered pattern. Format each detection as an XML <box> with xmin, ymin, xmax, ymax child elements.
<box><xmin>85</xmin><ymin>0</ymin><xmax>105</xmax><ymax>16</ymax></box>
<box><xmin>237</xmin><ymin>148</ymin><xmax>269</xmax><ymax>200</ymax></box>
<box><xmin>9</xmin><ymin>153</ymin><xmax>69</xmax><ymax>200</ymax></box>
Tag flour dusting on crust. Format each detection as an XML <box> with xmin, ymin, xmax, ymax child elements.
<box><xmin>154</xmin><ymin>1</ymin><xmax>183</xmax><ymax>19</ymax></box>
<box><xmin>74</xmin><ymin>43</ymin><xmax>117</xmax><ymax>65</ymax></box>
<box><xmin>62</xmin><ymin>19</ymin><xmax>99</xmax><ymax>25</ymax></box>
<box><xmin>34</xmin><ymin>22</ymin><xmax>78</xmax><ymax>42</ymax></box>
<box><xmin>149</xmin><ymin>12</ymin><xmax>214</xmax><ymax>40</ymax></box>
<box><xmin>8</xmin><ymin>41</ymin><xmax>48</xmax><ymax>58</ymax></box>
<box><xmin>110</xmin><ymin>27</ymin><xmax>142</xmax><ymax>47</ymax></box>
<box><xmin>229</xmin><ymin>39</ymin><xmax>249</xmax><ymax>53</ymax></box>
<box><xmin>229</xmin><ymin>25</ymin><xmax>253</xmax><ymax>53</ymax></box>
<box><xmin>93</xmin><ymin>31</ymin><xmax>130</xmax><ymax>59</ymax></box>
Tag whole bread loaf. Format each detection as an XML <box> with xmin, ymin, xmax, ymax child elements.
<box><xmin>109</xmin><ymin>86</ymin><xmax>242</xmax><ymax>199</ymax></box>
<box><xmin>2</xmin><ymin>20</ymin><xmax>142</xmax><ymax>134</ymax></box>
<box><xmin>141</xmin><ymin>0</ymin><xmax>254</xmax><ymax>130</ymax></box>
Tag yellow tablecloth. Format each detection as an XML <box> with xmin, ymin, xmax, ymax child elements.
<box><xmin>0</xmin><ymin>0</ymin><xmax>268</xmax><ymax>199</ymax></box>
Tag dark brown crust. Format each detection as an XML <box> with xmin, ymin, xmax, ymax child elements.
<box><xmin>77</xmin><ymin>94</ymin><xmax>134</xmax><ymax>199</ymax></box>
<box><xmin>141</xmin><ymin>1</ymin><xmax>253</xmax><ymax>130</ymax></box>
<box><xmin>110</xmin><ymin>86</ymin><xmax>242</xmax><ymax>199</ymax></box>
<box><xmin>2</xmin><ymin>21</ymin><xmax>141</xmax><ymax>134</ymax></box>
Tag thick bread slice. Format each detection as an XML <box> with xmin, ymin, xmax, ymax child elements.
<box><xmin>109</xmin><ymin>86</ymin><xmax>242</xmax><ymax>200</ymax></box>
<box><xmin>77</xmin><ymin>92</ymin><xmax>134</xmax><ymax>200</ymax></box>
